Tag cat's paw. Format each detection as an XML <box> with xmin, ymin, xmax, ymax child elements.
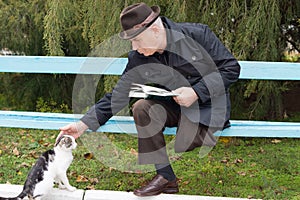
<box><xmin>58</xmin><ymin>184</ymin><xmax>67</xmax><ymax>190</ymax></box>
<box><xmin>66</xmin><ymin>186</ymin><xmax>76</xmax><ymax>192</ymax></box>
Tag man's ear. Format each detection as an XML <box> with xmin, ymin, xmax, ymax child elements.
<box><xmin>150</xmin><ymin>24</ymin><xmax>161</xmax><ymax>35</ymax></box>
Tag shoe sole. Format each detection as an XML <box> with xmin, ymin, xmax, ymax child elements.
<box><xmin>163</xmin><ymin>187</ymin><xmax>179</xmax><ymax>194</ymax></box>
<box><xmin>133</xmin><ymin>187</ymin><xmax>179</xmax><ymax>196</ymax></box>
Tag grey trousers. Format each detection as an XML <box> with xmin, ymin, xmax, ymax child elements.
<box><xmin>132</xmin><ymin>99</ymin><xmax>217</xmax><ymax>165</ymax></box>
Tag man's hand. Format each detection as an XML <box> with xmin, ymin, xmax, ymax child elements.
<box><xmin>173</xmin><ymin>87</ymin><xmax>199</xmax><ymax>107</ymax></box>
<box><xmin>56</xmin><ymin>121</ymin><xmax>89</xmax><ymax>142</ymax></box>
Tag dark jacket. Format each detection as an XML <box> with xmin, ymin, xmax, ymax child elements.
<box><xmin>81</xmin><ymin>17</ymin><xmax>240</xmax><ymax>131</ymax></box>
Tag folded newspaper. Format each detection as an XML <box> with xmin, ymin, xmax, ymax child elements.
<box><xmin>129</xmin><ymin>83</ymin><xmax>179</xmax><ymax>98</ymax></box>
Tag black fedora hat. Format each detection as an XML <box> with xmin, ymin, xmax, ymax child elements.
<box><xmin>119</xmin><ymin>2</ymin><xmax>160</xmax><ymax>40</ymax></box>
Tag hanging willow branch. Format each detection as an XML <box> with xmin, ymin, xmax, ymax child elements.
<box><xmin>0</xmin><ymin>0</ymin><xmax>298</xmax><ymax>119</ymax></box>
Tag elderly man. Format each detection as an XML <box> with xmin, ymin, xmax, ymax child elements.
<box><xmin>58</xmin><ymin>2</ymin><xmax>240</xmax><ymax>197</ymax></box>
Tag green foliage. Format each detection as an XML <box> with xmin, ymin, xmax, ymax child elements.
<box><xmin>36</xmin><ymin>97</ymin><xmax>71</xmax><ymax>113</ymax></box>
<box><xmin>244</xmin><ymin>81</ymin><xmax>289</xmax><ymax>120</ymax></box>
<box><xmin>43</xmin><ymin>0</ymin><xmax>67</xmax><ymax>56</ymax></box>
<box><xmin>0</xmin><ymin>0</ymin><xmax>299</xmax><ymax>120</ymax></box>
<box><xmin>181</xmin><ymin>0</ymin><xmax>292</xmax><ymax>120</ymax></box>
<box><xmin>0</xmin><ymin>0</ymin><xmax>45</xmax><ymax>55</ymax></box>
<box><xmin>81</xmin><ymin>0</ymin><xmax>124</xmax><ymax>49</ymax></box>
<box><xmin>281</xmin><ymin>0</ymin><xmax>300</xmax><ymax>53</ymax></box>
<box><xmin>0</xmin><ymin>73</ymin><xmax>75</xmax><ymax>111</ymax></box>
<box><xmin>43</xmin><ymin>0</ymin><xmax>89</xmax><ymax>56</ymax></box>
<box><xmin>71</xmin><ymin>74</ymin><xmax>106</xmax><ymax>114</ymax></box>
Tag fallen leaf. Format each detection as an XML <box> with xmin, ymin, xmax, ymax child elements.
<box><xmin>12</xmin><ymin>147</ymin><xmax>20</xmax><ymax>156</ymax></box>
<box><xmin>12</xmin><ymin>142</ymin><xmax>18</xmax><ymax>147</ymax></box>
<box><xmin>219</xmin><ymin>137</ymin><xmax>230</xmax><ymax>144</ymax></box>
<box><xmin>76</xmin><ymin>175</ymin><xmax>88</xmax><ymax>183</ymax></box>
<box><xmin>86</xmin><ymin>185</ymin><xmax>95</xmax><ymax>190</ymax></box>
<box><xmin>130</xmin><ymin>148</ymin><xmax>138</xmax><ymax>156</ymax></box>
<box><xmin>279</xmin><ymin>186</ymin><xmax>288</xmax><ymax>191</ymax></box>
<box><xmin>50</xmin><ymin>135</ymin><xmax>56</xmax><ymax>139</ymax></box>
<box><xmin>221</xmin><ymin>159</ymin><xmax>229</xmax><ymax>163</ymax></box>
<box><xmin>237</xmin><ymin>171</ymin><xmax>246</xmax><ymax>176</ymax></box>
<box><xmin>29</xmin><ymin>151</ymin><xmax>39</xmax><ymax>159</ymax></box>
<box><xmin>18</xmin><ymin>130</ymin><xmax>26</xmax><ymax>135</ymax></box>
<box><xmin>134</xmin><ymin>170</ymin><xmax>143</xmax><ymax>174</ymax></box>
<box><xmin>69</xmin><ymin>171</ymin><xmax>77</xmax><ymax>177</ymax></box>
<box><xmin>234</xmin><ymin>158</ymin><xmax>244</xmax><ymax>164</ymax></box>
<box><xmin>20</xmin><ymin>162</ymin><xmax>30</xmax><ymax>168</ymax></box>
<box><xmin>251</xmin><ymin>163</ymin><xmax>257</xmax><ymax>167</ymax></box>
<box><xmin>43</xmin><ymin>142</ymin><xmax>51</xmax><ymax>147</ymax></box>
<box><xmin>89</xmin><ymin>178</ymin><xmax>99</xmax><ymax>184</ymax></box>
<box><xmin>170</xmin><ymin>155</ymin><xmax>181</xmax><ymax>161</ymax></box>
<box><xmin>109</xmin><ymin>167</ymin><xmax>116</xmax><ymax>172</ymax></box>
<box><xmin>259</xmin><ymin>147</ymin><xmax>265</xmax><ymax>153</ymax></box>
<box><xmin>183</xmin><ymin>181</ymin><xmax>189</xmax><ymax>185</ymax></box>
<box><xmin>84</xmin><ymin>153</ymin><xmax>94</xmax><ymax>160</ymax></box>
<box><xmin>38</xmin><ymin>140</ymin><xmax>44</xmax><ymax>145</ymax></box>
<box><xmin>271</xmin><ymin>139</ymin><xmax>281</xmax><ymax>144</ymax></box>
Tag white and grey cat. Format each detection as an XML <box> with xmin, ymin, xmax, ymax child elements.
<box><xmin>0</xmin><ymin>135</ymin><xmax>77</xmax><ymax>200</ymax></box>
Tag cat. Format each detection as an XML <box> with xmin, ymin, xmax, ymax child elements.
<box><xmin>0</xmin><ymin>135</ymin><xmax>77</xmax><ymax>200</ymax></box>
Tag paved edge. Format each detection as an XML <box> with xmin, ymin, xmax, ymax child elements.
<box><xmin>0</xmin><ymin>184</ymin><xmax>84</xmax><ymax>200</ymax></box>
<box><xmin>0</xmin><ymin>184</ymin><xmax>254</xmax><ymax>200</ymax></box>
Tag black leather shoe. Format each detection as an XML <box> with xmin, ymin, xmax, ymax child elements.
<box><xmin>133</xmin><ymin>174</ymin><xmax>179</xmax><ymax>196</ymax></box>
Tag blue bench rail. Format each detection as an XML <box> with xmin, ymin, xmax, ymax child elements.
<box><xmin>0</xmin><ymin>111</ymin><xmax>300</xmax><ymax>138</ymax></box>
<box><xmin>1</xmin><ymin>56</ymin><xmax>300</xmax><ymax>80</ymax></box>
<box><xmin>0</xmin><ymin>56</ymin><xmax>300</xmax><ymax>137</ymax></box>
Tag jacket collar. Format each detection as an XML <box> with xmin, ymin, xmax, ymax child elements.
<box><xmin>161</xmin><ymin>17</ymin><xmax>185</xmax><ymax>50</ymax></box>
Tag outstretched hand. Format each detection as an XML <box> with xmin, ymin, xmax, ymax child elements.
<box><xmin>56</xmin><ymin>121</ymin><xmax>89</xmax><ymax>142</ymax></box>
<box><xmin>173</xmin><ymin>87</ymin><xmax>199</xmax><ymax>107</ymax></box>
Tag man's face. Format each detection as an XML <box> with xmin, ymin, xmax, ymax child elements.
<box><xmin>130</xmin><ymin>28</ymin><xmax>159</xmax><ymax>56</ymax></box>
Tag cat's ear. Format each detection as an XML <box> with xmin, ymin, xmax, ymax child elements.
<box><xmin>55</xmin><ymin>135</ymin><xmax>64</xmax><ymax>147</ymax></box>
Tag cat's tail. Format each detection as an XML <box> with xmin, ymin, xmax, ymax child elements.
<box><xmin>0</xmin><ymin>197</ymin><xmax>21</xmax><ymax>200</ymax></box>
<box><xmin>0</xmin><ymin>190</ymin><xmax>26</xmax><ymax>200</ymax></box>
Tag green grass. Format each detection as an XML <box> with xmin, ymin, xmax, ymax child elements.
<box><xmin>0</xmin><ymin>128</ymin><xmax>300</xmax><ymax>199</ymax></box>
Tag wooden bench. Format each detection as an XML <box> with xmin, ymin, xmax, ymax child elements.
<box><xmin>0</xmin><ymin>56</ymin><xmax>300</xmax><ymax>137</ymax></box>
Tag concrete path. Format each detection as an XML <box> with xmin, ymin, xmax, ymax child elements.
<box><xmin>0</xmin><ymin>184</ymin><xmax>254</xmax><ymax>200</ymax></box>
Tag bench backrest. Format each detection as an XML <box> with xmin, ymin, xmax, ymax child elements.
<box><xmin>1</xmin><ymin>56</ymin><xmax>300</xmax><ymax>80</ymax></box>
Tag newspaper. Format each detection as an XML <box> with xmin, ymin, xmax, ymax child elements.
<box><xmin>128</xmin><ymin>83</ymin><xmax>179</xmax><ymax>98</ymax></box>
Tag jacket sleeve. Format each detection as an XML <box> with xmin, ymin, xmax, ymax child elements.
<box><xmin>80</xmin><ymin>52</ymin><xmax>138</xmax><ymax>131</ymax></box>
<box><xmin>80</xmin><ymin>92</ymin><xmax>114</xmax><ymax>132</ymax></box>
<box><xmin>190</xmin><ymin>24</ymin><xmax>240</xmax><ymax>103</ymax></box>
